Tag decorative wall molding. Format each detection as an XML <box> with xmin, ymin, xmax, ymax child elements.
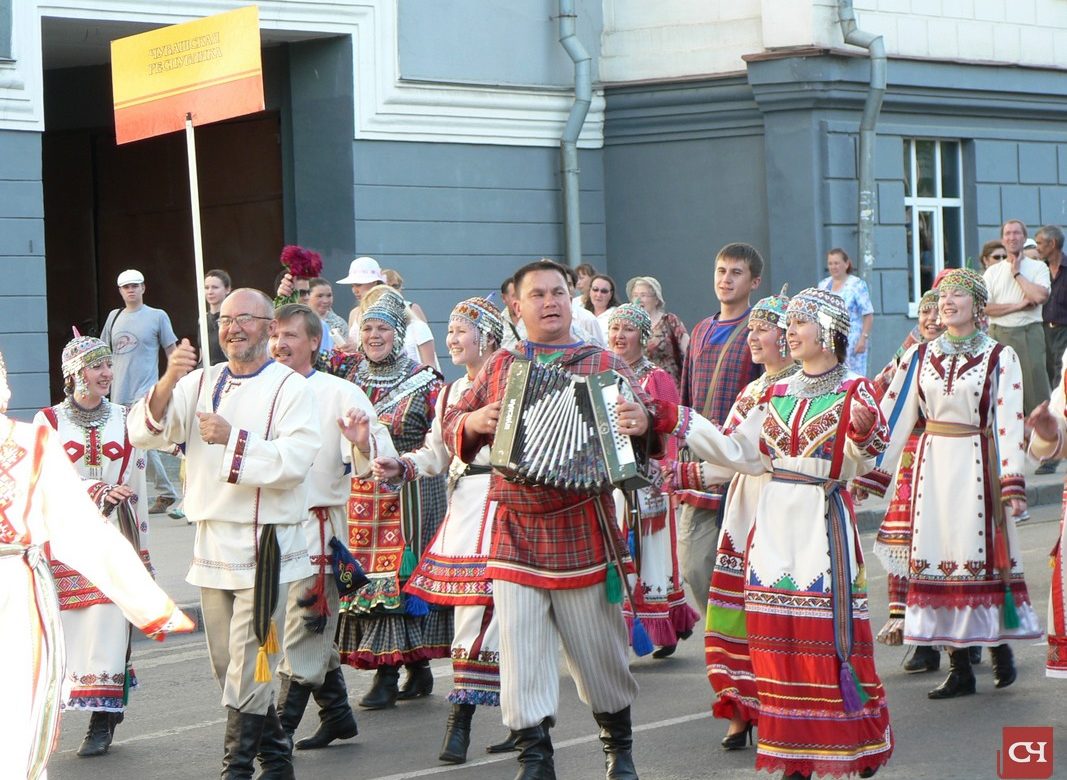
<box><xmin>7</xmin><ymin>0</ymin><xmax>603</xmax><ymax>147</ymax></box>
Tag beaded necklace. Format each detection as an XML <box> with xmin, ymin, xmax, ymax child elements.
<box><xmin>62</xmin><ymin>396</ymin><xmax>112</xmax><ymax>429</ymax></box>
<box><xmin>788</xmin><ymin>363</ymin><xmax>847</xmax><ymax>399</ymax></box>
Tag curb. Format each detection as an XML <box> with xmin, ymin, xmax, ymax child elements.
<box><xmin>134</xmin><ymin>602</ymin><xmax>205</xmax><ymax>642</ymax></box>
<box><xmin>855</xmin><ymin>479</ymin><xmax>1063</xmax><ymax>533</ymax></box>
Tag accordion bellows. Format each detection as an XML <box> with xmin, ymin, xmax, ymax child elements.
<box><xmin>491</xmin><ymin>359</ymin><xmax>652</xmax><ymax>494</ymax></box>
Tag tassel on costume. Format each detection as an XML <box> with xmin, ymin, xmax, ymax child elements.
<box><xmin>265</xmin><ymin>620</ymin><xmax>280</xmax><ymax>654</ymax></box>
<box><xmin>254</xmin><ymin>645</ymin><xmax>271</xmax><ymax>683</ymax></box>
<box><xmin>1002</xmin><ymin>583</ymin><xmax>1021</xmax><ymax>630</ymax></box>
<box><xmin>404</xmin><ymin>592</ymin><xmax>430</xmax><ymax>617</ymax></box>
<box><xmin>399</xmin><ymin>546</ymin><xmax>418</xmax><ymax>579</ymax></box>
<box><xmin>839</xmin><ymin>661</ymin><xmax>865</xmax><ymax>713</ymax></box>
<box><xmin>631</xmin><ymin>617</ymin><xmax>654</xmax><ymax>657</ymax></box>
<box><xmin>605</xmin><ymin>565</ymin><xmax>623</xmax><ymax>604</ymax></box>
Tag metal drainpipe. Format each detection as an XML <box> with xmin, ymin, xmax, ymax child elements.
<box><xmin>558</xmin><ymin>0</ymin><xmax>591</xmax><ymax>268</ymax></box>
<box><xmin>838</xmin><ymin>0</ymin><xmax>886</xmax><ymax>281</ymax></box>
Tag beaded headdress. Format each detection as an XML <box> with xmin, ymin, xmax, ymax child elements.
<box><xmin>451</xmin><ymin>296</ymin><xmax>504</xmax><ymax>354</ymax></box>
<box><xmin>606</xmin><ymin>303</ymin><xmax>652</xmax><ymax>345</ymax></box>
<box><xmin>359</xmin><ymin>287</ymin><xmax>407</xmax><ymax>358</ymax></box>
<box><xmin>61</xmin><ymin>331</ymin><xmax>112</xmax><ymax>397</ymax></box>
<box><xmin>918</xmin><ymin>288</ymin><xmax>939</xmax><ymax>313</ymax></box>
<box><xmin>750</xmin><ymin>284</ymin><xmax>790</xmax><ymax>329</ymax></box>
<box><xmin>936</xmin><ymin>267</ymin><xmax>988</xmax><ymax>309</ymax></box>
<box><xmin>786</xmin><ymin>287</ymin><xmax>850</xmax><ymax>350</ymax></box>
<box><xmin>0</xmin><ymin>350</ymin><xmax>9</xmax><ymax>413</ymax></box>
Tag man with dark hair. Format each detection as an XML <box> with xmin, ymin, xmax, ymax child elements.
<box><xmin>129</xmin><ymin>288</ymin><xmax>319</xmax><ymax>779</ymax></box>
<box><xmin>444</xmin><ymin>258</ymin><xmax>664</xmax><ymax>780</ymax></box>
<box><xmin>268</xmin><ymin>303</ymin><xmax>396</xmax><ymax>751</ymax></box>
<box><xmin>1037</xmin><ymin>224</ymin><xmax>1067</xmax><ymax>475</ymax></box>
<box><xmin>677</xmin><ymin>242</ymin><xmax>763</xmax><ymax>615</ymax></box>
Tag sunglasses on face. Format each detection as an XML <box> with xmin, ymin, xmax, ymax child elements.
<box><xmin>990</xmin><ymin>254</ymin><xmax>1008</xmax><ymax>260</ymax></box>
<box><xmin>591</xmin><ymin>287</ymin><xmax>612</xmax><ymax>293</ymax></box>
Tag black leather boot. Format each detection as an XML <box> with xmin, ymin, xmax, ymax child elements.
<box><xmin>487</xmin><ymin>731</ymin><xmax>520</xmax><ymax>753</ymax></box>
<box><xmin>928</xmin><ymin>648</ymin><xmax>977</xmax><ymax>699</ymax></box>
<box><xmin>438</xmin><ymin>703</ymin><xmax>476</xmax><ymax>763</ymax></box>
<box><xmin>991</xmin><ymin>644</ymin><xmax>1017</xmax><ymax>689</ymax></box>
<box><xmin>593</xmin><ymin>707</ymin><xmax>639</xmax><ymax>780</ymax></box>
<box><xmin>358</xmin><ymin>664</ymin><xmax>400</xmax><ymax>709</ymax></box>
<box><xmin>397</xmin><ymin>659</ymin><xmax>434</xmax><ymax>700</ymax></box>
<box><xmin>77</xmin><ymin>711</ymin><xmax>113</xmax><ymax>757</ymax></box>
<box><xmin>903</xmin><ymin>645</ymin><xmax>941</xmax><ymax>673</ymax></box>
<box><xmin>296</xmin><ymin>666</ymin><xmax>359</xmax><ymax>749</ymax></box>
<box><xmin>513</xmin><ymin>718</ymin><xmax>556</xmax><ymax>780</ymax></box>
<box><xmin>221</xmin><ymin>707</ymin><xmax>266</xmax><ymax>780</ymax></box>
<box><xmin>255</xmin><ymin>705</ymin><xmax>295</xmax><ymax>780</ymax></box>
<box><xmin>276</xmin><ymin>674</ymin><xmax>313</xmax><ymax>739</ymax></box>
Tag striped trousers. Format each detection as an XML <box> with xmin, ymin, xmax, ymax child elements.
<box><xmin>495</xmin><ymin>580</ymin><xmax>638</xmax><ymax>730</ymax></box>
<box><xmin>277</xmin><ymin>573</ymin><xmax>341</xmax><ymax>688</ymax></box>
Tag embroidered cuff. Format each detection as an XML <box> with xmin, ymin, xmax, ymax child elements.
<box><xmin>399</xmin><ymin>456</ymin><xmax>419</xmax><ymax>483</ymax></box>
<box><xmin>999</xmin><ymin>473</ymin><xmax>1026</xmax><ymax>501</ymax></box>
<box><xmin>221</xmin><ymin>428</ymin><xmax>250</xmax><ymax>484</ymax></box>
<box><xmin>455</xmin><ymin>412</ymin><xmax>483</xmax><ymax>464</ymax></box>
<box><xmin>848</xmin><ymin>420</ymin><xmax>888</xmax><ymax>456</ymax></box>
<box><xmin>142</xmin><ymin>389</ymin><xmax>164</xmax><ymax>435</ymax></box>
<box><xmin>853</xmin><ymin>468</ymin><xmax>892</xmax><ymax>498</ymax></box>
<box><xmin>142</xmin><ymin>603</ymin><xmax>196</xmax><ymax>641</ymax></box>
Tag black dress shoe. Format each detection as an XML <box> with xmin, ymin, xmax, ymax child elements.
<box><xmin>77</xmin><ymin>711</ymin><xmax>113</xmax><ymax>757</ymax></box>
<box><xmin>721</xmin><ymin>722</ymin><xmax>753</xmax><ymax>751</ymax></box>
<box><xmin>903</xmin><ymin>645</ymin><xmax>941</xmax><ymax>673</ymax></box>
<box><xmin>651</xmin><ymin>644</ymin><xmax>677</xmax><ymax>659</ymax></box>
<box><xmin>487</xmin><ymin>731</ymin><xmax>520</xmax><ymax>753</ymax></box>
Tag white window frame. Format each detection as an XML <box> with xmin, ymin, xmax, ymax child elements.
<box><xmin>904</xmin><ymin>139</ymin><xmax>964</xmax><ymax>317</ymax></box>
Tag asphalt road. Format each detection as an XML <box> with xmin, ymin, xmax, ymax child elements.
<box><xmin>48</xmin><ymin>503</ymin><xmax>1066</xmax><ymax>780</ymax></box>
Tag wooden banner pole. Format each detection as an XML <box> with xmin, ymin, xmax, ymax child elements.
<box><xmin>185</xmin><ymin>113</ymin><xmax>212</xmax><ymax>373</ymax></box>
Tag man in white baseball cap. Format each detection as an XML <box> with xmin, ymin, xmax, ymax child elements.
<box><xmin>100</xmin><ymin>268</ymin><xmax>179</xmax><ymax>514</ymax></box>
<box><xmin>338</xmin><ymin>257</ymin><xmax>386</xmax><ymax>331</ymax></box>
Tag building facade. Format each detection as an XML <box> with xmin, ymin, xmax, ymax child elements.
<box><xmin>1</xmin><ymin>0</ymin><xmax>1064</xmax><ymax>416</ymax></box>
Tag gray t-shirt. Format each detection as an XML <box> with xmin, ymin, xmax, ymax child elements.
<box><xmin>101</xmin><ymin>304</ymin><xmax>178</xmax><ymax>404</ymax></box>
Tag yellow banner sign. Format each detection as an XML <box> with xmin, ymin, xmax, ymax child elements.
<box><xmin>111</xmin><ymin>6</ymin><xmax>264</xmax><ymax>144</ymax></box>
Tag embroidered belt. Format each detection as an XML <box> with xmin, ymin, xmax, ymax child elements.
<box><xmin>1</xmin><ymin>543</ymin><xmax>64</xmax><ymax>780</ymax></box>
<box><xmin>770</xmin><ymin>468</ymin><xmax>867</xmax><ymax>713</ymax></box>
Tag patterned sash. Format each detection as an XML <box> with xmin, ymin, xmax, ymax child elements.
<box><xmin>770</xmin><ymin>468</ymin><xmax>867</xmax><ymax>713</ymax></box>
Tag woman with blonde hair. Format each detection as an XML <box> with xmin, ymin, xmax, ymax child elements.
<box><xmin>627</xmin><ymin>276</ymin><xmax>688</xmax><ymax>384</ymax></box>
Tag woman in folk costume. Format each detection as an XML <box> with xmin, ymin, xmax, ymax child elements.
<box><xmin>319</xmin><ymin>286</ymin><xmax>450</xmax><ymax>708</ymax></box>
<box><xmin>31</xmin><ymin>334</ymin><xmax>153</xmax><ymax>757</ymax></box>
<box><xmin>1029</xmin><ymin>359</ymin><xmax>1067</xmax><ymax>677</ymax></box>
<box><xmin>671</xmin><ymin>288</ymin><xmax>798</xmax><ymax>750</ymax></box>
<box><xmin>854</xmin><ymin>268</ymin><xmax>1042</xmax><ymax>700</ymax></box>
<box><xmin>656</xmin><ymin>287</ymin><xmax>893</xmax><ymax>779</ymax></box>
<box><xmin>605</xmin><ymin>303</ymin><xmax>699</xmax><ymax>658</ymax></box>
<box><xmin>0</xmin><ymin>349</ymin><xmax>193</xmax><ymax>780</ymax></box>
<box><xmin>866</xmin><ymin>290</ymin><xmax>957</xmax><ymax>674</ymax></box>
<box><xmin>374</xmin><ymin>296</ymin><xmax>515</xmax><ymax>764</ymax></box>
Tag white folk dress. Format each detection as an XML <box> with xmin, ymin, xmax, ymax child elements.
<box><xmin>403</xmin><ymin>374</ymin><xmax>501</xmax><ymax>704</ymax></box>
<box><xmin>855</xmin><ymin>332</ymin><xmax>1042</xmax><ymax>647</ymax></box>
<box><xmin>0</xmin><ymin>416</ymin><xmax>183</xmax><ymax>780</ymax></box>
<box><xmin>34</xmin><ymin>400</ymin><xmax>150</xmax><ymax>713</ymax></box>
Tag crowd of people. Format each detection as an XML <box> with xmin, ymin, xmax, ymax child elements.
<box><xmin>7</xmin><ymin>216</ymin><xmax>1067</xmax><ymax>780</ymax></box>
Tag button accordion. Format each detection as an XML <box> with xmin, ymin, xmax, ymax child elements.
<box><xmin>490</xmin><ymin>359</ymin><xmax>653</xmax><ymax>493</ymax></box>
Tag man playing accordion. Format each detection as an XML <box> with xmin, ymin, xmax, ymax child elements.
<box><xmin>444</xmin><ymin>259</ymin><xmax>668</xmax><ymax>780</ymax></box>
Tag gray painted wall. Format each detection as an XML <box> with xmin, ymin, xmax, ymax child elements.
<box><xmin>351</xmin><ymin>139</ymin><xmax>605</xmax><ymax>378</ymax></box>
<box><xmin>397</xmin><ymin>0</ymin><xmax>602</xmax><ymax>87</ymax></box>
<box><xmin>0</xmin><ymin>130</ymin><xmax>47</xmax><ymax>420</ymax></box>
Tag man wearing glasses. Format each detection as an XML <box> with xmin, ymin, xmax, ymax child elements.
<box><xmin>129</xmin><ymin>288</ymin><xmax>319</xmax><ymax>779</ymax></box>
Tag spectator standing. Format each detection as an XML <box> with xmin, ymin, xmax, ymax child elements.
<box><xmin>1037</xmin><ymin>225</ymin><xmax>1067</xmax><ymax>476</ymax></box>
<box><xmin>584</xmin><ymin>273</ymin><xmax>621</xmax><ymax>335</ymax></box>
<box><xmin>979</xmin><ymin>240</ymin><xmax>1008</xmax><ymax>271</ymax></box>
<box><xmin>984</xmin><ymin>219</ymin><xmax>1051</xmax><ymax>417</ymax></box>
<box><xmin>677</xmin><ymin>243</ymin><xmax>762</xmax><ymax>614</ymax></box>
<box><xmin>628</xmin><ymin>275</ymin><xmax>689</xmax><ymax>384</ymax></box>
<box><xmin>100</xmin><ymin>269</ymin><xmax>179</xmax><ymax>514</ymax></box>
<box><xmin>203</xmin><ymin>269</ymin><xmax>231</xmax><ymax>366</ymax></box>
<box><xmin>338</xmin><ymin>256</ymin><xmax>386</xmax><ymax>333</ymax></box>
<box><xmin>817</xmin><ymin>248</ymin><xmax>874</xmax><ymax>376</ymax></box>
<box><xmin>309</xmin><ymin>277</ymin><xmax>353</xmax><ymax>351</ymax></box>
<box><xmin>1024</xmin><ymin>238</ymin><xmax>1041</xmax><ymax>260</ymax></box>
<box><xmin>573</xmin><ymin>262</ymin><xmax>598</xmax><ymax>305</ymax></box>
